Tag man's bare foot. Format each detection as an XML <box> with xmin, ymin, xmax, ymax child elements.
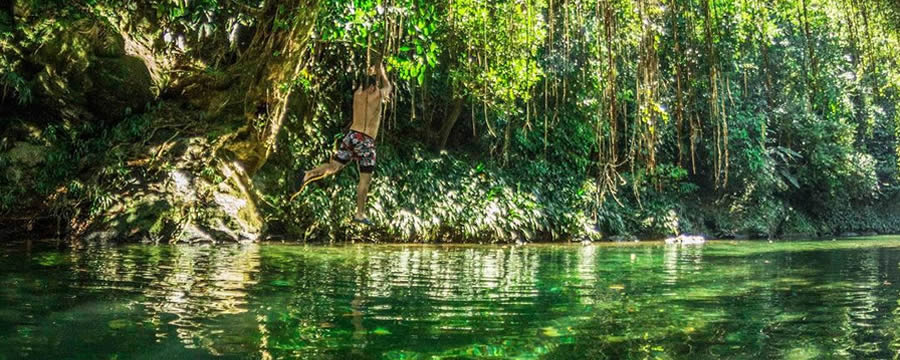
<box><xmin>289</xmin><ymin>171</ymin><xmax>311</xmax><ymax>202</ymax></box>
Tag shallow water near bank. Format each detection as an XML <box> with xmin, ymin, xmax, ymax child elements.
<box><xmin>1</xmin><ymin>238</ymin><xmax>899</xmax><ymax>359</ymax></box>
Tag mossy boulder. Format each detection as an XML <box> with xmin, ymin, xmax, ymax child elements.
<box><xmin>28</xmin><ymin>18</ymin><xmax>154</xmax><ymax>123</ymax></box>
<box><xmin>2</xmin><ymin>141</ymin><xmax>46</xmax><ymax>188</ymax></box>
<box><xmin>6</xmin><ymin>141</ymin><xmax>45</xmax><ymax>167</ymax></box>
<box><xmin>87</xmin><ymin>56</ymin><xmax>154</xmax><ymax>119</ymax></box>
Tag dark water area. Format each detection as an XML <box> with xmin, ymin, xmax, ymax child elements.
<box><xmin>1</xmin><ymin>238</ymin><xmax>899</xmax><ymax>359</ymax></box>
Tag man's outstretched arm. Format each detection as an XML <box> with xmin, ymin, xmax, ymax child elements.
<box><xmin>378</xmin><ymin>64</ymin><xmax>392</xmax><ymax>101</ymax></box>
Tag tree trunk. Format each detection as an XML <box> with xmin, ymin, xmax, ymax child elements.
<box><xmin>223</xmin><ymin>0</ymin><xmax>318</xmax><ymax>176</ymax></box>
<box><xmin>107</xmin><ymin>0</ymin><xmax>318</xmax><ymax>243</ymax></box>
<box><xmin>800</xmin><ymin>0</ymin><xmax>818</xmax><ymax>111</ymax></box>
<box><xmin>438</xmin><ymin>96</ymin><xmax>465</xmax><ymax>150</ymax></box>
<box><xmin>673</xmin><ymin>0</ymin><xmax>685</xmax><ymax>167</ymax></box>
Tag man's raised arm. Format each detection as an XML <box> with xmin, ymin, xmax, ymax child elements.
<box><xmin>378</xmin><ymin>64</ymin><xmax>392</xmax><ymax>101</ymax></box>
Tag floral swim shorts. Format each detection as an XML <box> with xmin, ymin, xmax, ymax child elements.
<box><xmin>334</xmin><ymin>130</ymin><xmax>376</xmax><ymax>173</ymax></box>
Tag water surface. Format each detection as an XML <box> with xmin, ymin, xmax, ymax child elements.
<box><xmin>1</xmin><ymin>238</ymin><xmax>899</xmax><ymax>359</ymax></box>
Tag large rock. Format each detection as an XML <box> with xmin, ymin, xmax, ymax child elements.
<box><xmin>27</xmin><ymin>17</ymin><xmax>154</xmax><ymax>123</ymax></box>
<box><xmin>88</xmin><ymin>56</ymin><xmax>154</xmax><ymax>119</ymax></box>
<box><xmin>3</xmin><ymin>141</ymin><xmax>46</xmax><ymax>188</ymax></box>
<box><xmin>6</xmin><ymin>141</ymin><xmax>45</xmax><ymax>167</ymax></box>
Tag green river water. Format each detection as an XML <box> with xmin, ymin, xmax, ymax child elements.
<box><xmin>1</xmin><ymin>238</ymin><xmax>899</xmax><ymax>359</ymax></box>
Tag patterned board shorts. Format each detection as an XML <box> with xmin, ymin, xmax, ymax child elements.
<box><xmin>334</xmin><ymin>130</ymin><xmax>376</xmax><ymax>173</ymax></box>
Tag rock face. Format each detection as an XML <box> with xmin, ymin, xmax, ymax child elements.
<box><xmin>81</xmin><ymin>134</ymin><xmax>265</xmax><ymax>244</ymax></box>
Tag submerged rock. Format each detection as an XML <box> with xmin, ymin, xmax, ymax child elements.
<box><xmin>107</xmin><ymin>319</ymin><xmax>132</xmax><ymax>330</ymax></box>
<box><xmin>372</xmin><ymin>327</ymin><xmax>392</xmax><ymax>336</ymax></box>
<box><xmin>780</xmin><ymin>232</ymin><xmax>818</xmax><ymax>240</ymax></box>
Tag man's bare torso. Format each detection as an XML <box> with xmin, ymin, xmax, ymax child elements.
<box><xmin>350</xmin><ymin>85</ymin><xmax>384</xmax><ymax>139</ymax></box>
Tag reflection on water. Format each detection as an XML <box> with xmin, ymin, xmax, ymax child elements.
<box><xmin>1</xmin><ymin>244</ymin><xmax>263</xmax><ymax>359</ymax></box>
<box><xmin>1</xmin><ymin>239</ymin><xmax>900</xmax><ymax>359</ymax></box>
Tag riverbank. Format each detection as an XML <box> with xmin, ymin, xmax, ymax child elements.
<box><xmin>3</xmin><ymin>121</ymin><xmax>899</xmax><ymax>244</ymax></box>
<box><xmin>3</xmin><ymin>101</ymin><xmax>900</xmax><ymax>243</ymax></box>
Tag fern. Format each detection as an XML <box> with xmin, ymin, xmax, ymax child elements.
<box><xmin>1</xmin><ymin>71</ymin><xmax>31</xmax><ymax>105</ymax></box>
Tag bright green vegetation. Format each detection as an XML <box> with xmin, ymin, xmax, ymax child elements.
<box><xmin>1</xmin><ymin>238</ymin><xmax>899</xmax><ymax>358</ymax></box>
<box><xmin>1</xmin><ymin>0</ymin><xmax>900</xmax><ymax>242</ymax></box>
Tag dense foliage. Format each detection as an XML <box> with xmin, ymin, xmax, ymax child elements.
<box><xmin>1</xmin><ymin>0</ymin><xmax>899</xmax><ymax>242</ymax></box>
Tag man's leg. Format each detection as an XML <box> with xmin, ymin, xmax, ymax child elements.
<box><xmin>289</xmin><ymin>159</ymin><xmax>346</xmax><ymax>202</ymax></box>
<box><xmin>354</xmin><ymin>172</ymin><xmax>372</xmax><ymax>220</ymax></box>
<box><xmin>350</xmin><ymin>132</ymin><xmax>376</xmax><ymax>223</ymax></box>
<box><xmin>302</xmin><ymin>132</ymin><xmax>353</xmax><ymax>189</ymax></box>
<box><xmin>303</xmin><ymin>159</ymin><xmax>346</xmax><ymax>185</ymax></box>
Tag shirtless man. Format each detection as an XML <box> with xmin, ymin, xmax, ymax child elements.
<box><xmin>293</xmin><ymin>62</ymin><xmax>392</xmax><ymax>226</ymax></box>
